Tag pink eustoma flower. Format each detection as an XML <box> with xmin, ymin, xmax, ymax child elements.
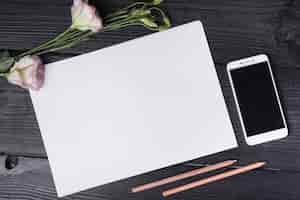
<box><xmin>71</xmin><ymin>0</ymin><xmax>103</xmax><ymax>33</ymax></box>
<box><xmin>6</xmin><ymin>56</ymin><xmax>45</xmax><ymax>91</ymax></box>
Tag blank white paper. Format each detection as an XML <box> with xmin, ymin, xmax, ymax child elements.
<box><xmin>30</xmin><ymin>21</ymin><xmax>238</xmax><ymax>197</ymax></box>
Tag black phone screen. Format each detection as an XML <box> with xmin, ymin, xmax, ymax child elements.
<box><xmin>230</xmin><ymin>62</ymin><xmax>285</xmax><ymax>136</ymax></box>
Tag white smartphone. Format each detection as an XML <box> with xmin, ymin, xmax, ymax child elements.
<box><xmin>227</xmin><ymin>54</ymin><xmax>288</xmax><ymax>146</ymax></box>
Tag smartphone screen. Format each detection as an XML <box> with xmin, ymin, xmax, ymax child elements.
<box><xmin>230</xmin><ymin>62</ymin><xmax>285</xmax><ymax>137</ymax></box>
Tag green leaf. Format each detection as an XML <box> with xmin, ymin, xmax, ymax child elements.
<box><xmin>0</xmin><ymin>51</ymin><xmax>15</xmax><ymax>73</ymax></box>
<box><xmin>0</xmin><ymin>50</ymin><xmax>10</xmax><ymax>60</ymax></box>
<box><xmin>140</xmin><ymin>17</ymin><xmax>159</xmax><ymax>28</ymax></box>
<box><xmin>152</xmin><ymin>0</ymin><xmax>163</xmax><ymax>5</ymax></box>
<box><xmin>130</xmin><ymin>8</ymin><xmax>151</xmax><ymax>17</ymax></box>
<box><xmin>147</xmin><ymin>7</ymin><xmax>171</xmax><ymax>31</ymax></box>
<box><xmin>158</xmin><ymin>15</ymin><xmax>171</xmax><ymax>31</ymax></box>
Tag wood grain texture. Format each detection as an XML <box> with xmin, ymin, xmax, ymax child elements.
<box><xmin>0</xmin><ymin>156</ymin><xmax>300</xmax><ymax>200</ymax></box>
<box><xmin>0</xmin><ymin>0</ymin><xmax>299</xmax><ymax>157</ymax></box>
<box><xmin>1</xmin><ymin>0</ymin><xmax>300</xmax><ymax>199</ymax></box>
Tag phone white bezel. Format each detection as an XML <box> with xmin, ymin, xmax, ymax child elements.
<box><xmin>227</xmin><ymin>54</ymin><xmax>288</xmax><ymax>146</ymax></box>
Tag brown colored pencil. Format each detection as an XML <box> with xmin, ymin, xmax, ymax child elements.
<box><xmin>162</xmin><ymin>161</ymin><xmax>266</xmax><ymax>197</ymax></box>
<box><xmin>131</xmin><ymin>160</ymin><xmax>237</xmax><ymax>193</ymax></box>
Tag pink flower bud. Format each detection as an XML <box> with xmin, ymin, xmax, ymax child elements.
<box><xmin>6</xmin><ymin>56</ymin><xmax>45</xmax><ymax>91</ymax></box>
<box><xmin>71</xmin><ymin>0</ymin><xmax>103</xmax><ymax>33</ymax></box>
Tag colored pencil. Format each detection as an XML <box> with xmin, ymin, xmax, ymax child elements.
<box><xmin>131</xmin><ymin>160</ymin><xmax>237</xmax><ymax>193</ymax></box>
<box><xmin>162</xmin><ymin>161</ymin><xmax>266</xmax><ymax>197</ymax></box>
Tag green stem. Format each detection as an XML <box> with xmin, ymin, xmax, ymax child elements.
<box><xmin>37</xmin><ymin>28</ymin><xmax>80</xmax><ymax>50</ymax></box>
<box><xmin>105</xmin><ymin>14</ymin><xmax>146</xmax><ymax>29</ymax></box>
<box><xmin>57</xmin><ymin>30</ymin><xmax>89</xmax><ymax>44</ymax></box>
<box><xmin>103</xmin><ymin>21</ymin><xmax>142</xmax><ymax>32</ymax></box>
<box><xmin>17</xmin><ymin>29</ymin><xmax>86</xmax><ymax>59</ymax></box>
<box><xmin>104</xmin><ymin>13</ymin><xmax>130</xmax><ymax>23</ymax></box>
<box><xmin>103</xmin><ymin>22</ymin><xmax>134</xmax><ymax>31</ymax></box>
<box><xmin>18</xmin><ymin>27</ymin><xmax>74</xmax><ymax>58</ymax></box>
<box><xmin>34</xmin><ymin>32</ymin><xmax>93</xmax><ymax>55</ymax></box>
<box><xmin>104</xmin><ymin>2</ymin><xmax>148</xmax><ymax>20</ymax></box>
<box><xmin>104</xmin><ymin>9</ymin><xmax>128</xmax><ymax>20</ymax></box>
<box><xmin>117</xmin><ymin>2</ymin><xmax>147</xmax><ymax>12</ymax></box>
<box><xmin>30</xmin><ymin>30</ymin><xmax>87</xmax><ymax>56</ymax></box>
<box><xmin>35</xmin><ymin>28</ymin><xmax>75</xmax><ymax>49</ymax></box>
<box><xmin>148</xmin><ymin>7</ymin><xmax>171</xmax><ymax>30</ymax></box>
<box><xmin>13</xmin><ymin>2</ymin><xmax>170</xmax><ymax>60</ymax></box>
<box><xmin>103</xmin><ymin>11</ymin><xmax>155</xmax><ymax>31</ymax></box>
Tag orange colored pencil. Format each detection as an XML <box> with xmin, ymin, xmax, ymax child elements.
<box><xmin>131</xmin><ymin>160</ymin><xmax>237</xmax><ymax>193</ymax></box>
<box><xmin>162</xmin><ymin>161</ymin><xmax>266</xmax><ymax>197</ymax></box>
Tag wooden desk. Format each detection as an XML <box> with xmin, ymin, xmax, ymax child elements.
<box><xmin>0</xmin><ymin>0</ymin><xmax>300</xmax><ymax>199</ymax></box>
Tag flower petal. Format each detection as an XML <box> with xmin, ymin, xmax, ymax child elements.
<box><xmin>6</xmin><ymin>70</ymin><xmax>25</xmax><ymax>89</ymax></box>
<box><xmin>71</xmin><ymin>0</ymin><xmax>103</xmax><ymax>32</ymax></box>
<box><xmin>7</xmin><ymin>55</ymin><xmax>45</xmax><ymax>90</ymax></box>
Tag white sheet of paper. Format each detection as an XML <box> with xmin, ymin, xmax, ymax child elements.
<box><xmin>30</xmin><ymin>21</ymin><xmax>238</xmax><ymax>197</ymax></box>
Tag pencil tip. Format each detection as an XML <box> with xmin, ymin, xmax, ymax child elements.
<box><xmin>258</xmin><ymin>161</ymin><xmax>267</xmax><ymax>165</ymax></box>
<box><xmin>131</xmin><ymin>189</ymin><xmax>137</xmax><ymax>193</ymax></box>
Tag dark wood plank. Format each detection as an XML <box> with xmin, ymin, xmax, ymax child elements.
<box><xmin>0</xmin><ymin>82</ymin><xmax>45</xmax><ymax>157</ymax></box>
<box><xmin>1</xmin><ymin>0</ymin><xmax>300</xmax><ymax>164</ymax></box>
<box><xmin>0</xmin><ymin>0</ymin><xmax>295</xmax><ymax>64</ymax></box>
<box><xmin>1</xmin><ymin>0</ymin><xmax>300</xmax><ymax>199</ymax></box>
<box><xmin>0</xmin><ymin>155</ymin><xmax>47</xmax><ymax>176</ymax></box>
<box><xmin>275</xmin><ymin>0</ymin><xmax>300</xmax><ymax>68</ymax></box>
<box><xmin>0</xmin><ymin>0</ymin><xmax>298</xmax><ymax>157</ymax></box>
<box><xmin>1</xmin><ymin>156</ymin><xmax>300</xmax><ymax>200</ymax></box>
<box><xmin>0</xmin><ymin>156</ymin><xmax>110</xmax><ymax>200</ymax></box>
<box><xmin>2</xmin><ymin>61</ymin><xmax>300</xmax><ymax>170</ymax></box>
